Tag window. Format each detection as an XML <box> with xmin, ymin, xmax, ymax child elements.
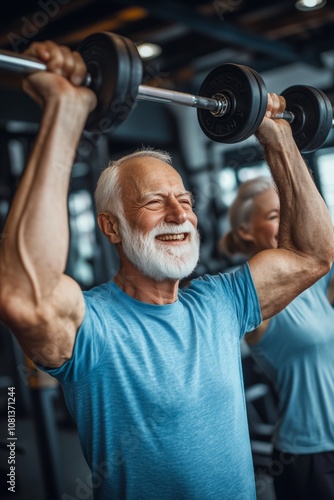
<box><xmin>68</xmin><ymin>190</ymin><xmax>97</xmax><ymax>287</ymax></box>
<box><xmin>218</xmin><ymin>161</ymin><xmax>270</xmax><ymax>207</ymax></box>
<box><xmin>315</xmin><ymin>148</ymin><xmax>334</xmax><ymax>223</ymax></box>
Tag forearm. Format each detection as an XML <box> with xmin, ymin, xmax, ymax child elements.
<box><xmin>257</xmin><ymin>123</ymin><xmax>334</xmax><ymax>266</ymax></box>
<box><xmin>0</xmin><ymin>95</ymin><xmax>89</xmax><ymax>305</ymax></box>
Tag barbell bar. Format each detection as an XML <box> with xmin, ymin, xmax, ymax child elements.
<box><xmin>0</xmin><ymin>31</ymin><xmax>333</xmax><ymax>153</ymax></box>
<box><xmin>0</xmin><ymin>49</ymin><xmax>228</xmax><ymax>114</ymax></box>
<box><xmin>0</xmin><ymin>45</ymin><xmax>296</xmax><ymax>118</ymax></box>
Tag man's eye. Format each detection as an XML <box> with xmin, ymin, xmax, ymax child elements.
<box><xmin>147</xmin><ymin>200</ymin><xmax>162</xmax><ymax>206</ymax></box>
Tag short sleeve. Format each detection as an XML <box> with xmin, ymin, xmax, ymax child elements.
<box><xmin>187</xmin><ymin>262</ymin><xmax>262</xmax><ymax>339</ymax></box>
<box><xmin>224</xmin><ymin>263</ymin><xmax>262</xmax><ymax>337</ymax></box>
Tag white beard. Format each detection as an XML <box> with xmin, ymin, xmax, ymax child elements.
<box><xmin>118</xmin><ymin>217</ymin><xmax>200</xmax><ymax>281</ymax></box>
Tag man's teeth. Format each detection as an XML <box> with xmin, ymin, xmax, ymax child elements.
<box><xmin>157</xmin><ymin>234</ymin><xmax>186</xmax><ymax>241</ymax></box>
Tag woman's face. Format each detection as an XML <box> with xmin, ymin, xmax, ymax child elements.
<box><xmin>239</xmin><ymin>188</ymin><xmax>280</xmax><ymax>254</ymax></box>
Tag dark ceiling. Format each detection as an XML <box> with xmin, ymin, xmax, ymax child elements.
<box><xmin>0</xmin><ymin>0</ymin><xmax>334</xmax><ymax>101</ymax></box>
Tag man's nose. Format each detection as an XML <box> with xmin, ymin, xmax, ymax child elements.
<box><xmin>164</xmin><ymin>200</ymin><xmax>187</xmax><ymax>224</ymax></box>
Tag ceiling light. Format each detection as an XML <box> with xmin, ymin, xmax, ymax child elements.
<box><xmin>136</xmin><ymin>43</ymin><xmax>162</xmax><ymax>60</ymax></box>
<box><xmin>295</xmin><ymin>0</ymin><xmax>326</xmax><ymax>11</ymax></box>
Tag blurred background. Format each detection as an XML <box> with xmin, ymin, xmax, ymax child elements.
<box><xmin>0</xmin><ymin>1</ymin><xmax>334</xmax><ymax>499</ymax></box>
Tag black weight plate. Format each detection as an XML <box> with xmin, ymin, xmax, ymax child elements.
<box><xmin>109</xmin><ymin>34</ymin><xmax>143</xmax><ymax>132</ymax></box>
<box><xmin>281</xmin><ymin>85</ymin><xmax>332</xmax><ymax>153</ymax></box>
<box><xmin>122</xmin><ymin>35</ymin><xmax>144</xmax><ymax>123</ymax></box>
<box><xmin>301</xmin><ymin>87</ymin><xmax>332</xmax><ymax>152</ymax></box>
<box><xmin>197</xmin><ymin>63</ymin><xmax>265</xmax><ymax>144</ymax></box>
<box><xmin>298</xmin><ymin>88</ymin><xmax>329</xmax><ymax>153</ymax></box>
<box><xmin>245</xmin><ymin>66</ymin><xmax>268</xmax><ymax>133</ymax></box>
<box><xmin>77</xmin><ymin>32</ymin><xmax>134</xmax><ymax>133</ymax></box>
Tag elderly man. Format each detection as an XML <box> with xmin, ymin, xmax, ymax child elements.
<box><xmin>0</xmin><ymin>41</ymin><xmax>333</xmax><ymax>500</ymax></box>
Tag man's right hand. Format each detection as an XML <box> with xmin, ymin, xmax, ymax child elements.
<box><xmin>255</xmin><ymin>92</ymin><xmax>292</xmax><ymax>146</ymax></box>
<box><xmin>22</xmin><ymin>40</ymin><xmax>97</xmax><ymax>114</ymax></box>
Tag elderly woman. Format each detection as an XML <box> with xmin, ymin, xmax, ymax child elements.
<box><xmin>219</xmin><ymin>175</ymin><xmax>334</xmax><ymax>500</ymax></box>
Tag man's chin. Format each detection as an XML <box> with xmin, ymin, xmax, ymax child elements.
<box><xmin>138</xmin><ymin>260</ymin><xmax>197</xmax><ymax>282</ymax></box>
<box><xmin>123</xmin><ymin>241</ymin><xmax>199</xmax><ymax>282</ymax></box>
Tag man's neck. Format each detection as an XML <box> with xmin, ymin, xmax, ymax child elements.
<box><xmin>114</xmin><ymin>264</ymin><xmax>180</xmax><ymax>305</ymax></box>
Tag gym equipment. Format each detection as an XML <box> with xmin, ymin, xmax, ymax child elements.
<box><xmin>0</xmin><ymin>32</ymin><xmax>333</xmax><ymax>152</ymax></box>
<box><xmin>196</xmin><ymin>65</ymin><xmax>333</xmax><ymax>153</ymax></box>
<box><xmin>196</xmin><ymin>63</ymin><xmax>268</xmax><ymax>145</ymax></box>
<box><xmin>281</xmin><ymin>85</ymin><xmax>333</xmax><ymax>152</ymax></box>
<box><xmin>77</xmin><ymin>32</ymin><xmax>143</xmax><ymax>132</ymax></box>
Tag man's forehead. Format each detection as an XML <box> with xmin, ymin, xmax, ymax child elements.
<box><xmin>120</xmin><ymin>157</ymin><xmax>185</xmax><ymax>192</ymax></box>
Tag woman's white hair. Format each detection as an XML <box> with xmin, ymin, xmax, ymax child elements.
<box><xmin>219</xmin><ymin>175</ymin><xmax>276</xmax><ymax>256</ymax></box>
<box><xmin>229</xmin><ymin>175</ymin><xmax>275</xmax><ymax>232</ymax></box>
<box><xmin>94</xmin><ymin>147</ymin><xmax>172</xmax><ymax>216</ymax></box>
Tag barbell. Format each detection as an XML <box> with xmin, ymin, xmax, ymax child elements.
<box><xmin>0</xmin><ymin>31</ymin><xmax>333</xmax><ymax>153</ymax></box>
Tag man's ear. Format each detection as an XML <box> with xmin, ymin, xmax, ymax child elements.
<box><xmin>97</xmin><ymin>212</ymin><xmax>122</xmax><ymax>244</ymax></box>
<box><xmin>237</xmin><ymin>225</ymin><xmax>255</xmax><ymax>243</ymax></box>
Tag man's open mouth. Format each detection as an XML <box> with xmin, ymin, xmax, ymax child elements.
<box><xmin>156</xmin><ymin>233</ymin><xmax>188</xmax><ymax>241</ymax></box>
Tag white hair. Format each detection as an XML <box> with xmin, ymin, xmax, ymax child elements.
<box><xmin>229</xmin><ymin>175</ymin><xmax>275</xmax><ymax>232</ymax></box>
<box><xmin>219</xmin><ymin>175</ymin><xmax>276</xmax><ymax>256</ymax></box>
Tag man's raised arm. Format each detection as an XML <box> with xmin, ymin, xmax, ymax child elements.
<box><xmin>249</xmin><ymin>93</ymin><xmax>334</xmax><ymax>320</ymax></box>
<box><xmin>0</xmin><ymin>41</ymin><xmax>97</xmax><ymax>367</ymax></box>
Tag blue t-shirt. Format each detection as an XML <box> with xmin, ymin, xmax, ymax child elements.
<box><xmin>249</xmin><ymin>266</ymin><xmax>334</xmax><ymax>454</ymax></box>
<box><xmin>41</xmin><ymin>263</ymin><xmax>261</xmax><ymax>500</ymax></box>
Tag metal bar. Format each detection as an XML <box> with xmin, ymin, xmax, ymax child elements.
<box><xmin>0</xmin><ymin>50</ymin><xmax>92</xmax><ymax>86</ymax></box>
<box><xmin>0</xmin><ymin>50</ymin><xmax>47</xmax><ymax>74</ymax></box>
<box><xmin>137</xmin><ymin>84</ymin><xmax>219</xmax><ymax>112</ymax></box>
<box><xmin>275</xmin><ymin>111</ymin><xmax>295</xmax><ymax>123</ymax></box>
<box><xmin>275</xmin><ymin>110</ymin><xmax>334</xmax><ymax>127</ymax></box>
<box><xmin>0</xmin><ymin>50</ymin><xmax>222</xmax><ymax>113</ymax></box>
<box><xmin>1</xmin><ymin>49</ymin><xmax>333</xmax><ymax>127</ymax></box>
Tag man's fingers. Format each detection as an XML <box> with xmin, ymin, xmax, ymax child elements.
<box><xmin>23</xmin><ymin>41</ymin><xmax>87</xmax><ymax>85</ymax></box>
<box><xmin>278</xmin><ymin>95</ymin><xmax>286</xmax><ymax>114</ymax></box>
<box><xmin>70</xmin><ymin>51</ymin><xmax>87</xmax><ymax>85</ymax></box>
<box><xmin>266</xmin><ymin>93</ymin><xmax>286</xmax><ymax>118</ymax></box>
<box><xmin>24</xmin><ymin>40</ymin><xmax>55</xmax><ymax>61</ymax></box>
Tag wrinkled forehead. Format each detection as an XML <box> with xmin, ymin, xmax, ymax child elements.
<box><xmin>118</xmin><ymin>157</ymin><xmax>186</xmax><ymax>199</ymax></box>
